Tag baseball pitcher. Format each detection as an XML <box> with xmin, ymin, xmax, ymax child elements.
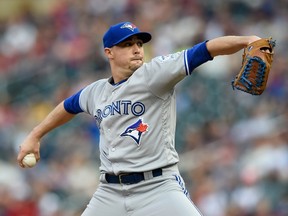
<box><xmin>17</xmin><ymin>21</ymin><xmax>271</xmax><ymax>216</ymax></box>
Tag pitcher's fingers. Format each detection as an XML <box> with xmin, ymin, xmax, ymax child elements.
<box><xmin>34</xmin><ymin>152</ymin><xmax>41</xmax><ymax>162</ymax></box>
<box><xmin>17</xmin><ymin>146</ymin><xmax>27</xmax><ymax>168</ymax></box>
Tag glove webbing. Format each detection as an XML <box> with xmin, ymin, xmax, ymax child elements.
<box><xmin>232</xmin><ymin>56</ymin><xmax>266</xmax><ymax>94</ymax></box>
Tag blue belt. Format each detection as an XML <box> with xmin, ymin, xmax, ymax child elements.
<box><xmin>105</xmin><ymin>168</ymin><xmax>163</xmax><ymax>185</ymax></box>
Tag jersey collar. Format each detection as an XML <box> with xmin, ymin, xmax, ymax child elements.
<box><xmin>109</xmin><ymin>77</ymin><xmax>128</xmax><ymax>86</ymax></box>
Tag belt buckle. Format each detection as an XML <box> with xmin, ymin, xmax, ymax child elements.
<box><xmin>118</xmin><ymin>173</ymin><xmax>128</xmax><ymax>184</ymax></box>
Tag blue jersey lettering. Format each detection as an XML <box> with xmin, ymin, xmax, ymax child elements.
<box><xmin>94</xmin><ymin>100</ymin><xmax>145</xmax><ymax>127</ymax></box>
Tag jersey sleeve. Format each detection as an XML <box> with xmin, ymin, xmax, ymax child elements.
<box><xmin>185</xmin><ymin>40</ymin><xmax>213</xmax><ymax>75</ymax></box>
<box><xmin>63</xmin><ymin>80</ymin><xmax>103</xmax><ymax>115</ymax></box>
<box><xmin>64</xmin><ymin>90</ymin><xmax>84</xmax><ymax>114</ymax></box>
<box><xmin>144</xmin><ymin>41</ymin><xmax>213</xmax><ymax>98</ymax></box>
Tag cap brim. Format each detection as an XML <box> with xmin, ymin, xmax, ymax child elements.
<box><xmin>113</xmin><ymin>32</ymin><xmax>152</xmax><ymax>46</ymax></box>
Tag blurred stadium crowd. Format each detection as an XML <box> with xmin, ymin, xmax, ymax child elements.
<box><xmin>0</xmin><ymin>0</ymin><xmax>288</xmax><ymax>215</ymax></box>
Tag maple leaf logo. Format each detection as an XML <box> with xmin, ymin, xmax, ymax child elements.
<box><xmin>121</xmin><ymin>119</ymin><xmax>149</xmax><ymax>146</ymax></box>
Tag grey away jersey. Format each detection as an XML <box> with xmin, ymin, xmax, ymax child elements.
<box><xmin>65</xmin><ymin>41</ymin><xmax>213</xmax><ymax>175</ymax></box>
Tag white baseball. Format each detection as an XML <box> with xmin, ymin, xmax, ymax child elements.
<box><xmin>22</xmin><ymin>153</ymin><xmax>37</xmax><ymax>168</ymax></box>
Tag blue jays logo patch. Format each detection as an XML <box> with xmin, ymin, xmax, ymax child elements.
<box><xmin>121</xmin><ymin>22</ymin><xmax>137</xmax><ymax>32</ymax></box>
<box><xmin>121</xmin><ymin>118</ymin><xmax>148</xmax><ymax>146</ymax></box>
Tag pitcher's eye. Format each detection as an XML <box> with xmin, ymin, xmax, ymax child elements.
<box><xmin>125</xmin><ymin>42</ymin><xmax>133</xmax><ymax>47</ymax></box>
<box><xmin>137</xmin><ymin>42</ymin><xmax>143</xmax><ymax>47</ymax></box>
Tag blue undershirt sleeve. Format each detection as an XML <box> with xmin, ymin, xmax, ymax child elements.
<box><xmin>186</xmin><ymin>41</ymin><xmax>213</xmax><ymax>75</ymax></box>
<box><xmin>63</xmin><ymin>89</ymin><xmax>84</xmax><ymax>114</ymax></box>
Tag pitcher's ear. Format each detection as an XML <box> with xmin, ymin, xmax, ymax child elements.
<box><xmin>104</xmin><ymin>48</ymin><xmax>113</xmax><ymax>57</ymax></box>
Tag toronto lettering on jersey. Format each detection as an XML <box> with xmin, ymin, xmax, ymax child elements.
<box><xmin>94</xmin><ymin>100</ymin><xmax>145</xmax><ymax>126</ymax></box>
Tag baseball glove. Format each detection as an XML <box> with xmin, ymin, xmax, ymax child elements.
<box><xmin>232</xmin><ymin>37</ymin><xmax>276</xmax><ymax>95</ymax></box>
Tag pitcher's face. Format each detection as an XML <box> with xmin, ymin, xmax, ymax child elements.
<box><xmin>106</xmin><ymin>36</ymin><xmax>145</xmax><ymax>74</ymax></box>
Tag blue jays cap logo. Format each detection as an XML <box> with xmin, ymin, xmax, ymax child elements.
<box><xmin>121</xmin><ymin>118</ymin><xmax>148</xmax><ymax>146</ymax></box>
<box><xmin>120</xmin><ymin>22</ymin><xmax>137</xmax><ymax>32</ymax></box>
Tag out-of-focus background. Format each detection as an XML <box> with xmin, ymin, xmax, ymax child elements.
<box><xmin>0</xmin><ymin>0</ymin><xmax>287</xmax><ymax>215</ymax></box>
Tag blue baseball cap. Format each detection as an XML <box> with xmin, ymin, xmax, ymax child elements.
<box><xmin>103</xmin><ymin>22</ymin><xmax>152</xmax><ymax>48</ymax></box>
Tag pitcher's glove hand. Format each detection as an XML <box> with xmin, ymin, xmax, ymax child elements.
<box><xmin>232</xmin><ymin>37</ymin><xmax>276</xmax><ymax>95</ymax></box>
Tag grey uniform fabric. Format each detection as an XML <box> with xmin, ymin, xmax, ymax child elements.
<box><xmin>79</xmin><ymin>50</ymin><xmax>202</xmax><ymax>215</ymax></box>
<box><xmin>82</xmin><ymin>164</ymin><xmax>202</xmax><ymax>216</ymax></box>
<box><xmin>79</xmin><ymin>51</ymin><xmax>187</xmax><ymax>174</ymax></box>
